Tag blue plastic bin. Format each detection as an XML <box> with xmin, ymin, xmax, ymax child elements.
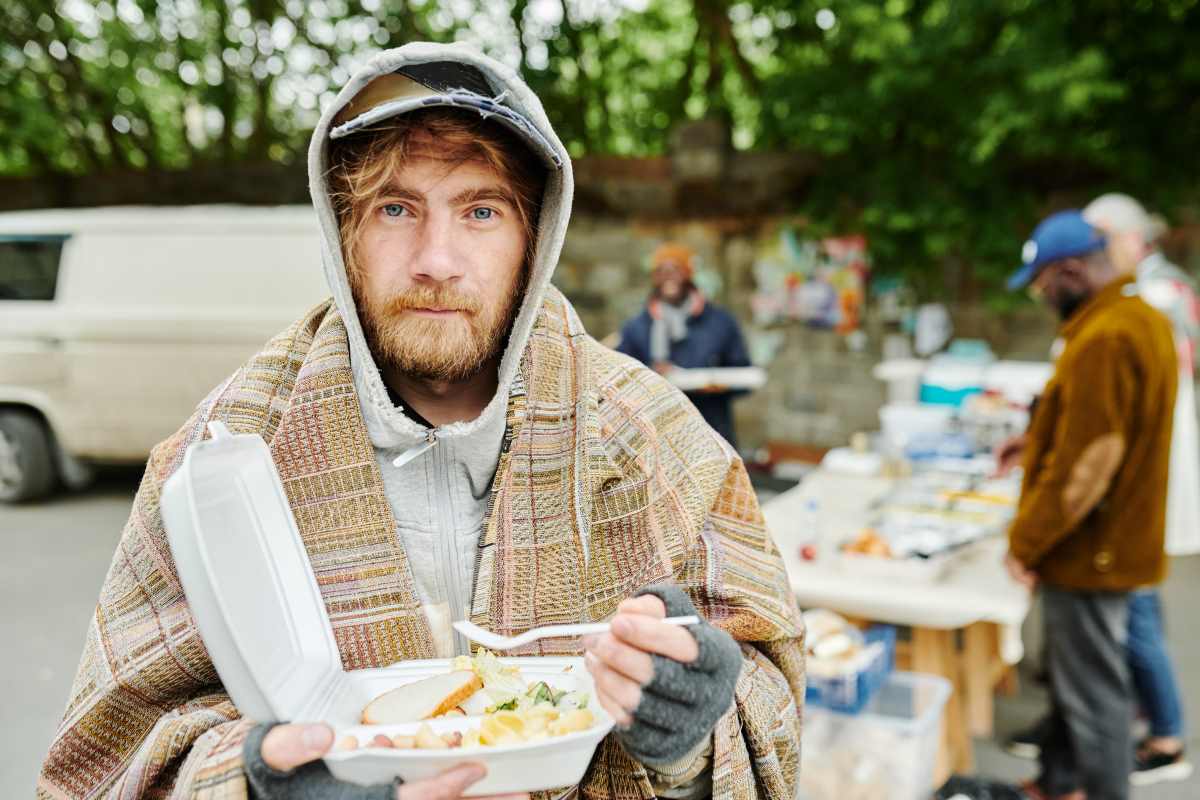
<box><xmin>805</xmin><ymin>624</ymin><xmax>896</xmax><ymax>714</ymax></box>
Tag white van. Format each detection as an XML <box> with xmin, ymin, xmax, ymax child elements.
<box><xmin>0</xmin><ymin>205</ymin><xmax>328</xmax><ymax>502</ymax></box>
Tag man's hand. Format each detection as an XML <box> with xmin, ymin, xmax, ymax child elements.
<box><xmin>652</xmin><ymin>361</ymin><xmax>675</xmax><ymax>376</ymax></box>
<box><xmin>583</xmin><ymin>584</ymin><xmax>742</xmax><ymax>769</ymax></box>
<box><xmin>254</xmin><ymin>723</ymin><xmax>527</xmax><ymax>800</ymax></box>
<box><xmin>1004</xmin><ymin>551</ymin><xmax>1038</xmax><ymax>591</ymax></box>
<box><xmin>582</xmin><ymin>594</ymin><xmax>698</xmax><ymax>726</ymax></box>
<box><xmin>993</xmin><ymin>433</ymin><xmax>1028</xmax><ymax>478</ymax></box>
<box><xmin>696</xmin><ymin>384</ymin><xmax>729</xmax><ymax>394</ymax></box>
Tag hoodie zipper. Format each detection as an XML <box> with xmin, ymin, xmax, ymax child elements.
<box><xmin>390</xmin><ymin>428</ymin><xmax>469</xmax><ymax>654</ymax></box>
<box><xmin>430</xmin><ymin>431</ymin><xmax>469</xmax><ymax>655</ymax></box>
<box><xmin>392</xmin><ymin>429</ymin><xmax>438</xmax><ymax>469</ymax></box>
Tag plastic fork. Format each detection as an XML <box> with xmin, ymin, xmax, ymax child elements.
<box><xmin>453</xmin><ymin>616</ymin><xmax>701</xmax><ymax>651</ymax></box>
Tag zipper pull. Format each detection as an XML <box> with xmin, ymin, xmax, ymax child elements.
<box><xmin>392</xmin><ymin>429</ymin><xmax>438</xmax><ymax>468</ymax></box>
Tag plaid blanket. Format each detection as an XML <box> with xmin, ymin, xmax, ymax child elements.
<box><xmin>38</xmin><ymin>287</ymin><xmax>804</xmax><ymax>800</ymax></box>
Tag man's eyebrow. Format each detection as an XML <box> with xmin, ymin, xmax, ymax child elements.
<box><xmin>378</xmin><ymin>183</ymin><xmax>424</xmax><ymax>203</ymax></box>
<box><xmin>450</xmin><ymin>186</ymin><xmax>518</xmax><ymax>207</ymax></box>
<box><xmin>379</xmin><ymin>181</ymin><xmax>432</xmax><ymax>200</ymax></box>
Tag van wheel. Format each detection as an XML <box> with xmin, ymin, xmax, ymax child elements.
<box><xmin>0</xmin><ymin>410</ymin><xmax>58</xmax><ymax>503</ymax></box>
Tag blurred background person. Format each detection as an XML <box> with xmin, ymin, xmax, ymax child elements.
<box><xmin>616</xmin><ymin>242</ymin><xmax>752</xmax><ymax>449</ymax></box>
<box><xmin>1084</xmin><ymin>192</ymin><xmax>1200</xmax><ymax>557</ymax></box>
<box><xmin>1001</xmin><ymin>197</ymin><xmax>1196</xmax><ymax>787</ymax></box>
<box><xmin>1083</xmin><ymin>193</ymin><xmax>1196</xmax><ymax>783</ymax></box>
<box><xmin>1003</xmin><ymin>210</ymin><xmax>1177</xmax><ymax>800</ymax></box>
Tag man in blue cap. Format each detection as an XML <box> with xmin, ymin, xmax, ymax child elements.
<box><xmin>1002</xmin><ymin>210</ymin><xmax>1177</xmax><ymax>800</ymax></box>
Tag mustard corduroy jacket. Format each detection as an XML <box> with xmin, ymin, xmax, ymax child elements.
<box><xmin>1009</xmin><ymin>276</ymin><xmax>1177</xmax><ymax>591</ymax></box>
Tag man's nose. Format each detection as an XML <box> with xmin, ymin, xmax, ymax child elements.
<box><xmin>410</xmin><ymin>212</ymin><xmax>465</xmax><ymax>283</ymax></box>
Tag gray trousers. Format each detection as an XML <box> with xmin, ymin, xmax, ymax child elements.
<box><xmin>1039</xmin><ymin>585</ymin><xmax>1133</xmax><ymax>800</ymax></box>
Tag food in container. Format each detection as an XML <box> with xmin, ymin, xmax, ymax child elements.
<box><xmin>346</xmin><ymin>650</ymin><xmax>598</xmax><ymax>751</ymax></box>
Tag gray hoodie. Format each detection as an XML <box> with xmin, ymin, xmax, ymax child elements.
<box><xmin>306</xmin><ymin>42</ymin><xmax>574</xmax><ymax>656</ymax></box>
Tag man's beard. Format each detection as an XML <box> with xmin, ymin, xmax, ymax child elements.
<box><xmin>352</xmin><ymin>270</ymin><xmax>527</xmax><ymax>383</ymax></box>
<box><xmin>1052</xmin><ymin>288</ymin><xmax>1088</xmax><ymax>321</ymax></box>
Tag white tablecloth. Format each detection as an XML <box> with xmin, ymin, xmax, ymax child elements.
<box><xmin>762</xmin><ymin>470</ymin><xmax>1031</xmax><ymax>663</ymax></box>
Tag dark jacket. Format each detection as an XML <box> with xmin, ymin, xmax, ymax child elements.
<box><xmin>1009</xmin><ymin>277</ymin><xmax>1177</xmax><ymax>591</ymax></box>
<box><xmin>616</xmin><ymin>301</ymin><xmax>751</xmax><ymax>448</ymax></box>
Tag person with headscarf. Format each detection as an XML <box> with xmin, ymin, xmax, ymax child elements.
<box><xmin>615</xmin><ymin>243</ymin><xmax>753</xmax><ymax>449</ymax></box>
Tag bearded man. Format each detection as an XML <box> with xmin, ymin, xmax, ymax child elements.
<box><xmin>38</xmin><ymin>42</ymin><xmax>804</xmax><ymax>800</ymax></box>
<box><xmin>1003</xmin><ymin>210</ymin><xmax>1176</xmax><ymax>800</ymax></box>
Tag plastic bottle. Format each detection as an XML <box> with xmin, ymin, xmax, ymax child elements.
<box><xmin>798</xmin><ymin>498</ymin><xmax>823</xmax><ymax>562</ymax></box>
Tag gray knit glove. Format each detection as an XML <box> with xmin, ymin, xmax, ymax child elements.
<box><xmin>244</xmin><ymin>723</ymin><xmax>397</xmax><ymax>800</ymax></box>
<box><xmin>615</xmin><ymin>584</ymin><xmax>743</xmax><ymax>768</ymax></box>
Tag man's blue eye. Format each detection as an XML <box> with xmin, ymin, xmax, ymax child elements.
<box><xmin>471</xmin><ymin>207</ymin><xmax>494</xmax><ymax>221</ymax></box>
<box><xmin>383</xmin><ymin>204</ymin><xmax>405</xmax><ymax>217</ymax></box>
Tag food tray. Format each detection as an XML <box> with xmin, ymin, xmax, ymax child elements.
<box><xmin>666</xmin><ymin>366</ymin><xmax>767</xmax><ymax>392</ymax></box>
<box><xmin>831</xmin><ymin>550</ymin><xmax>956</xmax><ymax>584</ymax></box>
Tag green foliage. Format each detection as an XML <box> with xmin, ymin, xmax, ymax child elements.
<box><xmin>2</xmin><ymin>0</ymin><xmax>1198</xmax><ymax>299</ymax></box>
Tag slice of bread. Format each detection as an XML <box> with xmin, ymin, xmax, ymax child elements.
<box><xmin>361</xmin><ymin>670</ymin><xmax>484</xmax><ymax>724</ymax></box>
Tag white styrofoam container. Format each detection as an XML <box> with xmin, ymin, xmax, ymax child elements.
<box><xmin>319</xmin><ymin>657</ymin><xmax>612</xmax><ymax>790</ymax></box>
<box><xmin>798</xmin><ymin>672</ymin><xmax>951</xmax><ymax>800</ymax></box>
<box><xmin>160</xmin><ymin>422</ymin><xmax>614</xmax><ymax>795</ymax></box>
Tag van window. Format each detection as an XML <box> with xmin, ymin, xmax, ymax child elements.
<box><xmin>0</xmin><ymin>235</ymin><xmax>68</xmax><ymax>301</ymax></box>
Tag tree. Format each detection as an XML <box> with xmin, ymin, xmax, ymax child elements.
<box><xmin>2</xmin><ymin>0</ymin><xmax>1198</xmax><ymax>299</ymax></box>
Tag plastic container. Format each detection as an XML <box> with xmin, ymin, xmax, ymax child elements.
<box><xmin>872</xmin><ymin>359</ymin><xmax>927</xmax><ymax>405</ymax></box>
<box><xmin>820</xmin><ymin>447</ymin><xmax>884</xmax><ymax>477</ymax></box>
<box><xmin>905</xmin><ymin>431</ymin><xmax>975</xmax><ymax>462</ymax></box>
<box><xmin>981</xmin><ymin>360</ymin><xmax>1053</xmax><ymax>407</ymax></box>
<box><xmin>160</xmin><ymin>422</ymin><xmax>614</xmax><ymax>795</ymax></box>
<box><xmin>879</xmin><ymin>403</ymin><xmax>954</xmax><ymax>456</ymax></box>
<box><xmin>945</xmin><ymin>339</ymin><xmax>995</xmax><ymax>362</ymax></box>
<box><xmin>919</xmin><ymin>360</ymin><xmax>986</xmax><ymax>407</ymax></box>
<box><xmin>795</xmin><ymin>498</ymin><xmax>823</xmax><ymax>562</ymax></box>
<box><xmin>798</xmin><ymin>672</ymin><xmax>952</xmax><ymax>800</ymax></box>
<box><xmin>805</xmin><ymin>625</ymin><xmax>895</xmax><ymax>714</ymax></box>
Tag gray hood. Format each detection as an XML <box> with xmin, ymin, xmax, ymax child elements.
<box><xmin>306</xmin><ymin>41</ymin><xmax>574</xmax><ymax>452</ymax></box>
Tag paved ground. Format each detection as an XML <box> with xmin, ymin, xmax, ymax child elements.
<box><xmin>3</xmin><ymin>473</ymin><xmax>1197</xmax><ymax>798</ymax></box>
<box><xmin>1</xmin><ymin>469</ymin><xmax>140</xmax><ymax>799</ymax></box>
<box><xmin>974</xmin><ymin>552</ymin><xmax>1200</xmax><ymax>800</ymax></box>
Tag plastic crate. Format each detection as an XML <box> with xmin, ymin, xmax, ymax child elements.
<box><xmin>805</xmin><ymin>624</ymin><xmax>896</xmax><ymax>714</ymax></box>
<box><xmin>799</xmin><ymin>672</ymin><xmax>952</xmax><ymax>800</ymax></box>
<box><xmin>919</xmin><ymin>383</ymin><xmax>983</xmax><ymax>406</ymax></box>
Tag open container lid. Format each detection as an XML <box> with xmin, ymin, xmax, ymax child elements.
<box><xmin>161</xmin><ymin>421</ymin><xmax>341</xmax><ymax>722</ymax></box>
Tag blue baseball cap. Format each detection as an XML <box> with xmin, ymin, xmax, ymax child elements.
<box><xmin>1007</xmin><ymin>210</ymin><xmax>1107</xmax><ymax>291</ymax></box>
